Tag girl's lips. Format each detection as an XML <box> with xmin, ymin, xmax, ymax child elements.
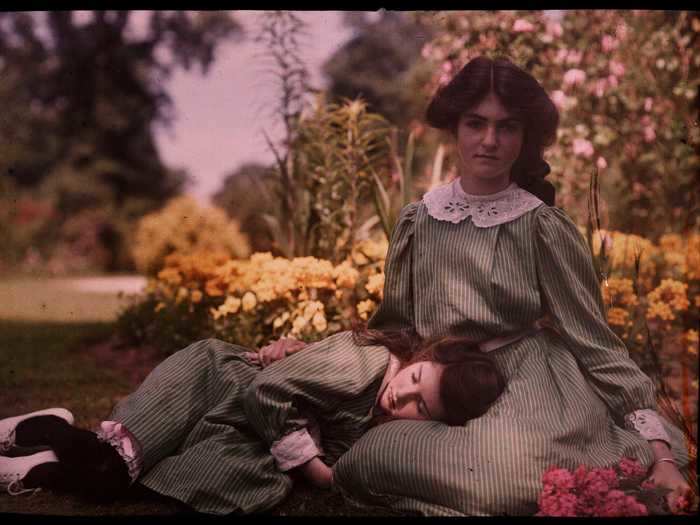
<box><xmin>475</xmin><ymin>154</ymin><xmax>499</xmax><ymax>160</ymax></box>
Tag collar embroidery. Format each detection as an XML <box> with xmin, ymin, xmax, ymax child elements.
<box><xmin>423</xmin><ymin>179</ymin><xmax>544</xmax><ymax>227</ymax></box>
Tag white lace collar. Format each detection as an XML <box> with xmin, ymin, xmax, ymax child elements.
<box><xmin>423</xmin><ymin>179</ymin><xmax>544</xmax><ymax>227</ymax></box>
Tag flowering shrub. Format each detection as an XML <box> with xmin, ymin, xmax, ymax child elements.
<box><xmin>130</xmin><ymin>196</ymin><xmax>251</xmax><ymax>276</ymax></box>
<box><xmin>536</xmin><ymin>457</ymin><xmax>689</xmax><ymax>516</ymax></box>
<box><xmin>117</xmin><ymin>237</ymin><xmax>387</xmax><ymax>351</ymax></box>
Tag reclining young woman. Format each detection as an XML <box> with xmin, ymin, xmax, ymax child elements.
<box><xmin>0</xmin><ymin>327</ymin><xmax>504</xmax><ymax>515</ymax></box>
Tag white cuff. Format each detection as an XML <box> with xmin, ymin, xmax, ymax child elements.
<box><xmin>624</xmin><ymin>409</ymin><xmax>671</xmax><ymax>446</ymax></box>
<box><xmin>270</xmin><ymin>428</ymin><xmax>323</xmax><ymax>472</ymax></box>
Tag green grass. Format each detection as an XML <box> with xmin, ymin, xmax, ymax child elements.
<box><xmin>0</xmin><ymin>320</ymin><xmax>186</xmax><ymax>515</ymax></box>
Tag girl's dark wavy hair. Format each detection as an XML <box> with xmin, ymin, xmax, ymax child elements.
<box><xmin>425</xmin><ymin>56</ymin><xmax>559</xmax><ymax>206</ymax></box>
<box><xmin>352</xmin><ymin>323</ymin><xmax>506</xmax><ymax>427</ymax></box>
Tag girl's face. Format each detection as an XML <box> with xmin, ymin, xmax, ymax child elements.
<box><xmin>456</xmin><ymin>91</ymin><xmax>524</xmax><ymax>190</ymax></box>
<box><xmin>379</xmin><ymin>361</ymin><xmax>447</xmax><ymax>422</ymax></box>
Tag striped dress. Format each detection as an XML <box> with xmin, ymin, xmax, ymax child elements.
<box><xmin>109</xmin><ymin>331</ymin><xmax>388</xmax><ymax>515</ymax></box>
<box><xmin>331</xmin><ymin>200</ymin><xmax>689</xmax><ymax>516</ymax></box>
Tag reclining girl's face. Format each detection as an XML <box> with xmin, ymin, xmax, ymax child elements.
<box><xmin>378</xmin><ymin>361</ymin><xmax>447</xmax><ymax>422</ymax></box>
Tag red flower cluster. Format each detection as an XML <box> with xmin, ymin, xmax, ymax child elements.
<box><xmin>536</xmin><ymin>458</ymin><xmax>648</xmax><ymax>517</ymax></box>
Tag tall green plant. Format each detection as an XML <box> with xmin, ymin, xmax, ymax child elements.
<box><xmin>293</xmin><ymin>97</ymin><xmax>391</xmax><ymax>262</ymax></box>
<box><xmin>254</xmin><ymin>10</ymin><xmax>313</xmax><ymax>259</ymax></box>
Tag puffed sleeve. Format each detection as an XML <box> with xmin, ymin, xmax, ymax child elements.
<box><xmin>243</xmin><ymin>331</ymin><xmax>388</xmax><ymax>471</ymax></box>
<box><xmin>367</xmin><ymin>202</ymin><xmax>418</xmax><ymax>331</ymax></box>
<box><xmin>534</xmin><ymin>206</ymin><xmax>671</xmax><ymax>444</ymax></box>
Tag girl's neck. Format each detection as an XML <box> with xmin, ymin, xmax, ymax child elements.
<box><xmin>458</xmin><ymin>174</ymin><xmax>511</xmax><ymax>196</ymax></box>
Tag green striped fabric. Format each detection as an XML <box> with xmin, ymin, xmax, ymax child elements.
<box><xmin>110</xmin><ymin>332</ymin><xmax>388</xmax><ymax>515</ymax></box>
<box><xmin>332</xmin><ymin>201</ymin><xmax>689</xmax><ymax>516</ymax></box>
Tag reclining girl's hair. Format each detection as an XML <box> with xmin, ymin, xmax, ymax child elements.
<box><xmin>352</xmin><ymin>324</ymin><xmax>506</xmax><ymax>426</ymax></box>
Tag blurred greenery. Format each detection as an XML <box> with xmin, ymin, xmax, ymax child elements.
<box><xmin>0</xmin><ymin>11</ymin><xmax>243</xmax><ymax>274</ymax></box>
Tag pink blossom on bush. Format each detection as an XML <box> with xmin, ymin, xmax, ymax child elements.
<box><xmin>644</xmin><ymin>125</ymin><xmax>656</xmax><ymax>142</ymax></box>
<box><xmin>644</xmin><ymin>97</ymin><xmax>654</xmax><ymax>111</ymax></box>
<box><xmin>596</xmin><ymin>156</ymin><xmax>608</xmax><ymax>170</ymax></box>
<box><xmin>616</xmin><ymin>22</ymin><xmax>629</xmax><ymax>40</ymax></box>
<box><xmin>563</xmin><ymin>68</ymin><xmax>586</xmax><ymax>87</ymax></box>
<box><xmin>607</xmin><ymin>74</ymin><xmax>619</xmax><ymax>88</ymax></box>
<box><xmin>565</xmin><ymin>50</ymin><xmax>583</xmax><ymax>65</ymax></box>
<box><xmin>550</xmin><ymin>90</ymin><xmax>567</xmax><ymax>109</ymax></box>
<box><xmin>601</xmin><ymin>34</ymin><xmax>619</xmax><ymax>52</ymax></box>
<box><xmin>593</xmin><ymin>78</ymin><xmax>607</xmax><ymax>98</ymax></box>
<box><xmin>546</xmin><ymin>21</ymin><xmax>563</xmax><ymax>37</ymax></box>
<box><xmin>609</xmin><ymin>60</ymin><xmax>625</xmax><ymax>77</ymax></box>
<box><xmin>572</xmin><ymin>138</ymin><xmax>594</xmax><ymax>158</ymax></box>
<box><xmin>555</xmin><ymin>48</ymin><xmax>568</xmax><ymax>64</ymax></box>
<box><xmin>513</xmin><ymin>19</ymin><xmax>535</xmax><ymax>32</ymax></box>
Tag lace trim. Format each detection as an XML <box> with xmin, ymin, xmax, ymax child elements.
<box><xmin>624</xmin><ymin>409</ymin><xmax>671</xmax><ymax>445</ymax></box>
<box><xmin>270</xmin><ymin>425</ymin><xmax>324</xmax><ymax>472</ymax></box>
<box><xmin>95</xmin><ymin>421</ymin><xmax>143</xmax><ymax>484</ymax></box>
<box><xmin>423</xmin><ymin>179</ymin><xmax>544</xmax><ymax>227</ymax></box>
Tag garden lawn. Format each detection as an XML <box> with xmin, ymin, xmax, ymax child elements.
<box><xmin>0</xmin><ymin>320</ymin><xmax>400</xmax><ymax>517</ymax></box>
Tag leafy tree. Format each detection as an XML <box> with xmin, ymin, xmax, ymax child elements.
<box><xmin>0</xmin><ymin>11</ymin><xmax>243</xmax><ymax>272</ymax></box>
<box><xmin>322</xmin><ymin>11</ymin><xmax>432</xmax><ymax>128</ymax></box>
<box><xmin>212</xmin><ymin>162</ymin><xmax>279</xmax><ymax>254</ymax></box>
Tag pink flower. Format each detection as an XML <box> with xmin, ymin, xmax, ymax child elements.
<box><xmin>616</xmin><ymin>22</ymin><xmax>629</xmax><ymax>41</ymax></box>
<box><xmin>643</xmin><ymin>125</ymin><xmax>656</xmax><ymax>142</ymax></box>
<box><xmin>563</xmin><ymin>68</ymin><xmax>586</xmax><ymax>87</ymax></box>
<box><xmin>572</xmin><ymin>138</ymin><xmax>594</xmax><ymax>158</ymax></box>
<box><xmin>607</xmin><ymin>74</ymin><xmax>619</xmax><ymax>88</ymax></box>
<box><xmin>566</xmin><ymin>50</ymin><xmax>583</xmax><ymax>65</ymax></box>
<box><xmin>513</xmin><ymin>19</ymin><xmax>535</xmax><ymax>32</ymax></box>
<box><xmin>538</xmin><ymin>493</ymin><xmax>579</xmax><ymax>517</ymax></box>
<box><xmin>597</xmin><ymin>490</ymin><xmax>648</xmax><ymax>517</ymax></box>
<box><xmin>644</xmin><ymin>97</ymin><xmax>653</xmax><ymax>111</ymax></box>
<box><xmin>609</xmin><ymin>60</ymin><xmax>625</xmax><ymax>77</ymax></box>
<box><xmin>596</xmin><ymin>156</ymin><xmax>608</xmax><ymax>170</ymax></box>
<box><xmin>546</xmin><ymin>22</ymin><xmax>563</xmax><ymax>37</ymax></box>
<box><xmin>542</xmin><ymin>466</ymin><xmax>576</xmax><ymax>492</ymax></box>
<box><xmin>551</xmin><ymin>90</ymin><xmax>567</xmax><ymax>110</ymax></box>
<box><xmin>593</xmin><ymin>78</ymin><xmax>607</xmax><ymax>98</ymax></box>
<box><xmin>601</xmin><ymin>35</ymin><xmax>618</xmax><ymax>52</ymax></box>
<box><xmin>555</xmin><ymin>48</ymin><xmax>569</xmax><ymax>64</ymax></box>
<box><xmin>617</xmin><ymin>457</ymin><xmax>646</xmax><ymax>479</ymax></box>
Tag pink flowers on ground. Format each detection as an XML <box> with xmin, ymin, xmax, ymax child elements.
<box><xmin>536</xmin><ymin>458</ymin><xmax>649</xmax><ymax>517</ymax></box>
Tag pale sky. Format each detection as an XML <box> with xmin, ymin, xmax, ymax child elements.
<box><xmin>153</xmin><ymin>11</ymin><xmax>357</xmax><ymax>204</ymax></box>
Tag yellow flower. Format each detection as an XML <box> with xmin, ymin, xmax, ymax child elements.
<box><xmin>211</xmin><ymin>295</ymin><xmax>241</xmax><ymax>320</ymax></box>
<box><xmin>607</xmin><ymin>307</ymin><xmax>630</xmax><ymax>327</ymax></box>
<box><xmin>687</xmin><ymin>233</ymin><xmax>700</xmax><ymax>280</ymax></box>
<box><xmin>272</xmin><ymin>312</ymin><xmax>290</xmax><ymax>329</ymax></box>
<box><xmin>190</xmin><ymin>290</ymin><xmax>203</xmax><ymax>304</ymax></box>
<box><xmin>312</xmin><ymin>311</ymin><xmax>327</xmax><ymax>333</ymax></box>
<box><xmin>365</xmin><ymin>273</ymin><xmax>385</xmax><ymax>299</ymax></box>
<box><xmin>154</xmin><ymin>302</ymin><xmax>166</xmax><ymax>313</ymax></box>
<box><xmin>333</xmin><ymin>260</ymin><xmax>359</xmax><ymax>289</ymax></box>
<box><xmin>356</xmin><ymin>299</ymin><xmax>377</xmax><ymax>321</ymax></box>
<box><xmin>291</xmin><ymin>315</ymin><xmax>308</xmax><ymax>335</ymax></box>
<box><xmin>302</xmin><ymin>300</ymin><xmax>324</xmax><ymax>320</ymax></box>
<box><xmin>659</xmin><ymin>233</ymin><xmax>684</xmax><ymax>252</ymax></box>
<box><xmin>175</xmin><ymin>286</ymin><xmax>189</xmax><ymax>304</ymax></box>
<box><xmin>684</xmin><ymin>329</ymin><xmax>698</xmax><ymax>355</ymax></box>
<box><xmin>241</xmin><ymin>292</ymin><xmax>257</xmax><ymax>312</ymax></box>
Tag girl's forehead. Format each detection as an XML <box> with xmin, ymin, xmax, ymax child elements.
<box><xmin>464</xmin><ymin>93</ymin><xmax>516</xmax><ymax>119</ymax></box>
